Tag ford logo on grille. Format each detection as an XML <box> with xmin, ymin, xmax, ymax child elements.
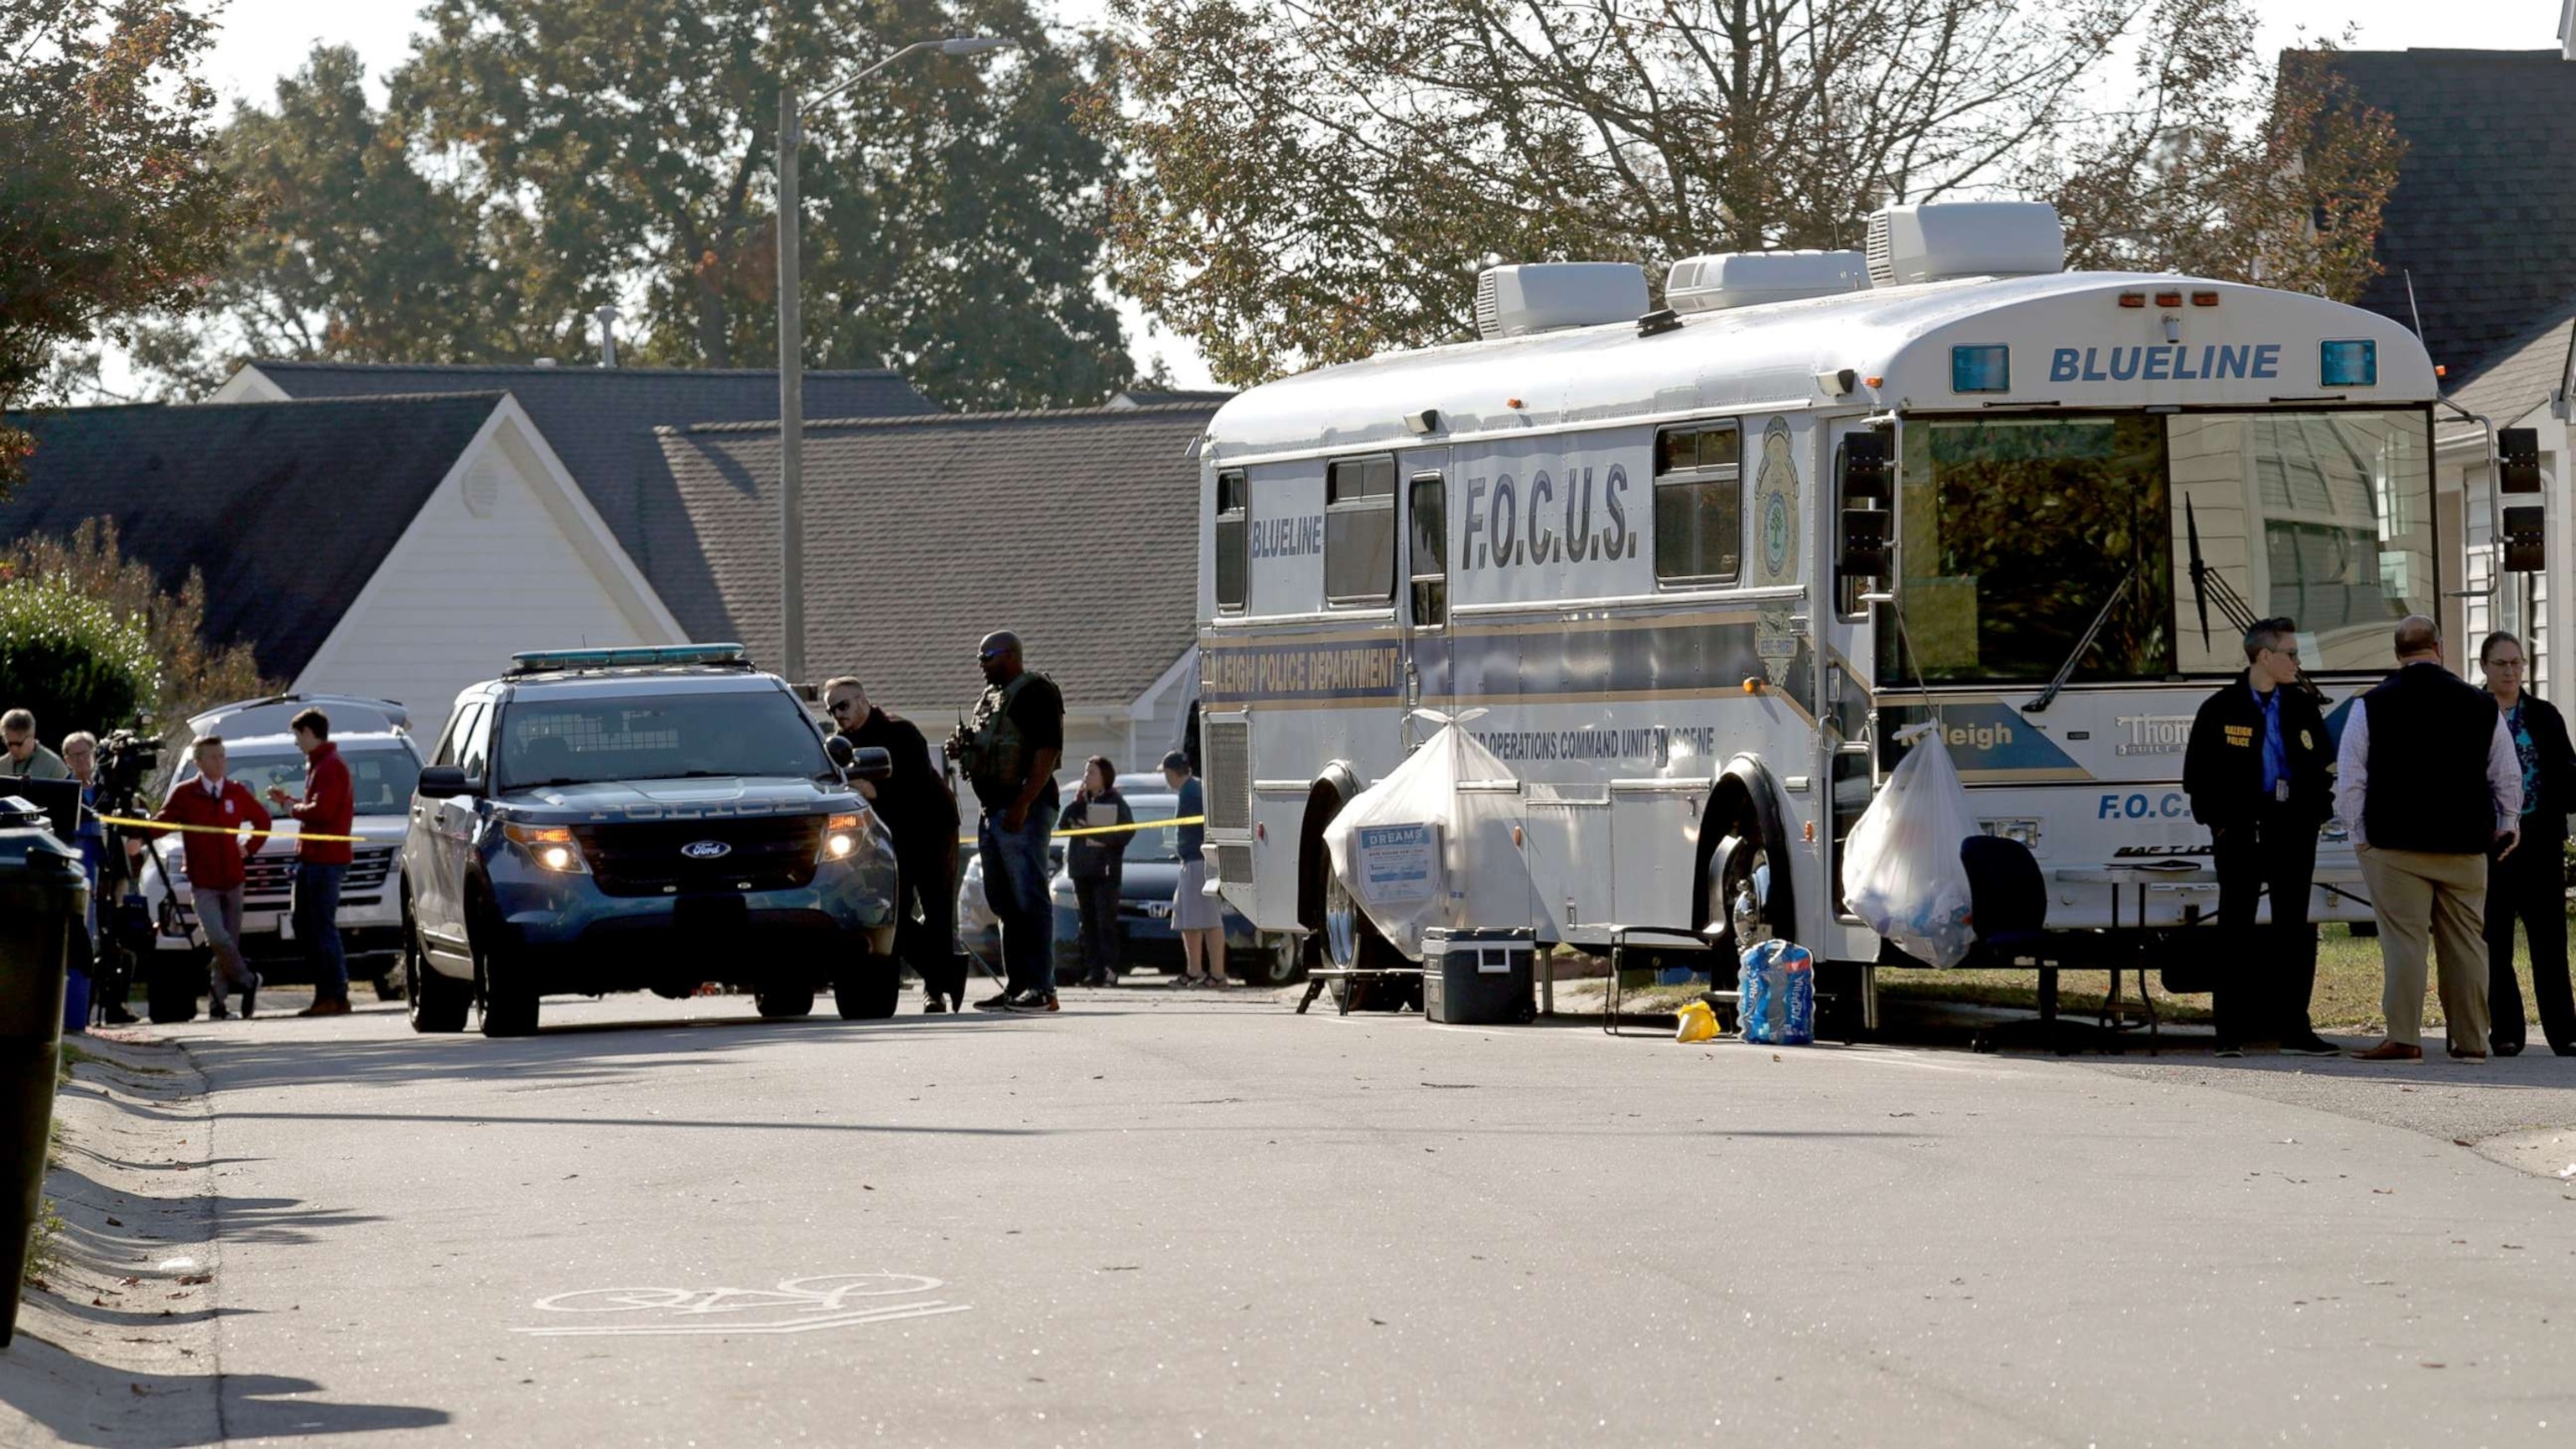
<box><xmin>680</xmin><ymin>839</ymin><xmax>732</xmax><ymax>860</ymax></box>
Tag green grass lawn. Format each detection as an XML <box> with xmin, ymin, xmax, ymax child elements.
<box><xmin>1882</xmin><ymin>922</ymin><xmax>2556</xmax><ymax>1035</ymax></box>
<box><xmin>1552</xmin><ymin>917</ymin><xmax>2568</xmax><ymax>1037</ymax></box>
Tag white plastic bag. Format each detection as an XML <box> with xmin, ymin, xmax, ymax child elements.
<box><xmin>1322</xmin><ymin>715</ymin><xmax>1528</xmax><ymax>958</ymax></box>
<box><xmin>1839</xmin><ymin>727</ymin><xmax>1979</xmax><ymax>968</ymax></box>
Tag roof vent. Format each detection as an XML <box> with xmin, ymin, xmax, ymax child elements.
<box><xmin>1863</xmin><ymin>202</ymin><xmax>2064</xmax><ymax>287</ymax></box>
<box><xmin>1665</xmin><ymin>250</ymin><xmax>1867</xmax><ymax>314</ymax></box>
<box><xmin>1472</xmin><ymin>263</ymin><xmax>1649</xmax><ymax>340</ymax></box>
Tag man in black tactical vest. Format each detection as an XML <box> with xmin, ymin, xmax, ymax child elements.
<box><xmin>945</xmin><ymin>632</ymin><xmax>1067</xmax><ymax>1012</ymax></box>
<box><xmin>2182</xmin><ymin>617</ymin><xmax>2340</xmax><ymax>1058</ymax></box>
<box><xmin>2334</xmin><ymin>616</ymin><xmax>2525</xmax><ymax>1062</ymax></box>
<box><xmin>825</xmin><ymin>677</ymin><xmax>964</xmax><ymax>1012</ymax></box>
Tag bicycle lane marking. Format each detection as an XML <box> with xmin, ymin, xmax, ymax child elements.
<box><xmin>511</xmin><ymin>1274</ymin><xmax>973</xmax><ymax>1337</ymax></box>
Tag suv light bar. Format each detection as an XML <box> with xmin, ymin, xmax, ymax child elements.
<box><xmin>507</xmin><ymin>644</ymin><xmax>753</xmax><ymax>675</ymax></box>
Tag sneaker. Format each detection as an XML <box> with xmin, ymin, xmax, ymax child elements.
<box><xmin>241</xmin><ymin>973</ymin><xmax>261</xmax><ymax>1021</ymax></box>
<box><xmin>294</xmin><ymin>998</ymin><xmax>352</xmax><ymax>1018</ymax></box>
<box><xmin>2281</xmin><ymin>1035</ymin><xmax>2341</xmax><ymax>1057</ymax></box>
<box><xmin>1078</xmin><ymin>973</ymin><xmax>1109</xmax><ymax>989</ymax></box>
<box><xmin>922</xmin><ymin>997</ymin><xmax>948</xmax><ymax>1014</ymax></box>
<box><xmin>207</xmin><ymin>1002</ymin><xmax>231</xmax><ymax>1022</ymax></box>
<box><xmin>974</xmin><ymin>991</ymin><xmax>1016</xmax><ymax>1013</ymax></box>
<box><xmin>1005</xmin><ymin>990</ymin><xmax>1060</xmax><ymax>1012</ymax></box>
<box><xmin>102</xmin><ymin>1005</ymin><xmax>139</xmax><ymax>1026</ymax></box>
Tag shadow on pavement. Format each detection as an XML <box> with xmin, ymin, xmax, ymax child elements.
<box><xmin>0</xmin><ymin>1332</ymin><xmax>447</xmax><ymax>1446</ymax></box>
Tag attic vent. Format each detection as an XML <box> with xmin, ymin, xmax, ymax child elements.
<box><xmin>1665</xmin><ymin>250</ymin><xmax>1867</xmax><ymax>314</ymax></box>
<box><xmin>462</xmin><ymin>459</ymin><xmax>502</xmax><ymax>517</ymax></box>
<box><xmin>1472</xmin><ymin>262</ymin><xmax>1649</xmax><ymax>340</ymax></box>
<box><xmin>1863</xmin><ymin>202</ymin><xmax>2064</xmax><ymax>288</ymax></box>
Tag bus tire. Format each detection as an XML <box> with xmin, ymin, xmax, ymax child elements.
<box><xmin>1695</xmin><ymin>760</ymin><xmax>1798</xmax><ymax>968</ymax></box>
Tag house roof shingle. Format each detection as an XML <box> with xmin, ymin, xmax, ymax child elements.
<box><xmin>2</xmin><ymin>393</ymin><xmax>503</xmax><ymax>683</ymax></box>
<box><xmin>652</xmin><ymin>401</ymin><xmax>1221</xmax><ymax>711</ymax></box>
<box><xmin>2449</xmin><ymin>297</ymin><xmax>2576</xmax><ymax>424</ymax></box>
<box><xmin>2319</xmin><ymin>49</ymin><xmax>2576</xmax><ymax>383</ymax></box>
<box><xmin>245</xmin><ymin>361</ymin><xmax>938</xmax><ymax>623</ymax></box>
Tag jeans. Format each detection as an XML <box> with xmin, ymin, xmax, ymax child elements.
<box><xmin>978</xmin><ymin>807</ymin><xmax>1057</xmax><ymax>997</ymax></box>
<box><xmin>293</xmin><ymin>862</ymin><xmax>348</xmax><ymax>1001</ymax></box>
<box><xmin>1074</xmin><ymin>874</ymin><xmax>1122</xmax><ymax>980</ymax></box>
<box><xmin>196</xmin><ymin>885</ymin><xmax>257</xmax><ymax>995</ymax></box>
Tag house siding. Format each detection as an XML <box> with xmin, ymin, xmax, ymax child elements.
<box><xmin>294</xmin><ymin>413</ymin><xmax>681</xmax><ymax>730</ymax></box>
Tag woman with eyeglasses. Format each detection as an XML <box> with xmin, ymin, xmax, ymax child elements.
<box><xmin>2478</xmin><ymin>632</ymin><xmax>2576</xmax><ymax>1056</ymax></box>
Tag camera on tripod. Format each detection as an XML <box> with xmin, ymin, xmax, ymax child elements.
<box><xmin>92</xmin><ymin>723</ymin><xmax>163</xmax><ymax>816</ymax></box>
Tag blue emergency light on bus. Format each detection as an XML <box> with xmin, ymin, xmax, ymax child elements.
<box><xmin>2319</xmin><ymin>339</ymin><xmax>2377</xmax><ymax>387</ymax></box>
<box><xmin>1950</xmin><ymin>345</ymin><xmax>2010</xmax><ymax>392</ymax></box>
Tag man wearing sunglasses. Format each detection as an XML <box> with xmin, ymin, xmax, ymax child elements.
<box><xmin>944</xmin><ymin>632</ymin><xmax>1066</xmax><ymax>1012</ymax></box>
<box><xmin>824</xmin><ymin>677</ymin><xmax>963</xmax><ymax>1011</ymax></box>
<box><xmin>2184</xmin><ymin>617</ymin><xmax>2340</xmax><ymax>1058</ymax></box>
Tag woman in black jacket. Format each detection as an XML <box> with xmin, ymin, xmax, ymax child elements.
<box><xmin>2480</xmin><ymin>631</ymin><xmax>2576</xmax><ymax>1056</ymax></box>
<box><xmin>1059</xmin><ymin>756</ymin><xmax>1135</xmax><ymax>989</ymax></box>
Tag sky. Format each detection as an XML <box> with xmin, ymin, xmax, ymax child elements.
<box><xmin>188</xmin><ymin>0</ymin><xmax>2572</xmax><ymax>395</ymax></box>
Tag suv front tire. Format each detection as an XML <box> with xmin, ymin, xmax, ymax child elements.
<box><xmin>403</xmin><ymin>897</ymin><xmax>470</xmax><ymax>1034</ymax></box>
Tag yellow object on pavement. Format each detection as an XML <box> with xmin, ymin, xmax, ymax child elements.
<box><xmin>1674</xmin><ymin>999</ymin><xmax>1719</xmax><ymax>1043</ymax></box>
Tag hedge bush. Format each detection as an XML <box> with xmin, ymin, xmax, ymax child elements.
<box><xmin>0</xmin><ymin>576</ymin><xmax>158</xmax><ymax>742</ymax></box>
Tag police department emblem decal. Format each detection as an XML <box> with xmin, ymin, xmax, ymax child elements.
<box><xmin>1754</xmin><ymin>418</ymin><xmax>1800</xmax><ymax>586</ymax></box>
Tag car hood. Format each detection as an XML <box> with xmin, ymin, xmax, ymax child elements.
<box><xmin>499</xmin><ymin>776</ymin><xmax>856</xmax><ymax>823</ymax></box>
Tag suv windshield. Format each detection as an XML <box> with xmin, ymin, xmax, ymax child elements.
<box><xmin>179</xmin><ymin>745</ymin><xmax>420</xmax><ymax>815</ymax></box>
<box><xmin>493</xmin><ymin>690</ymin><xmax>833</xmax><ymax>789</ymax></box>
<box><xmin>1878</xmin><ymin>408</ymin><xmax>2434</xmax><ymax>683</ymax></box>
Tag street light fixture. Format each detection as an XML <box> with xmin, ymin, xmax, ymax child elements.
<box><xmin>776</xmin><ymin>34</ymin><xmax>1014</xmax><ymax>686</ymax></box>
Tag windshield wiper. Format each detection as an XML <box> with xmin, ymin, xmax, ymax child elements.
<box><xmin>2028</xmin><ymin>561</ymin><xmax>2140</xmax><ymax>714</ymax></box>
<box><xmin>2186</xmin><ymin>496</ymin><xmax>2215</xmax><ymax>653</ymax></box>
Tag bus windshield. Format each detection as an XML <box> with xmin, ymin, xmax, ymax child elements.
<box><xmin>1877</xmin><ymin>408</ymin><xmax>2434</xmax><ymax>684</ymax></box>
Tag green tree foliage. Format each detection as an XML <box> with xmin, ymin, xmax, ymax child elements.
<box><xmin>0</xmin><ymin>0</ymin><xmax>239</xmax><ymax>490</ymax></box>
<box><xmin>3</xmin><ymin>519</ymin><xmax>271</xmax><ymax>730</ymax></box>
<box><xmin>147</xmin><ymin>3</ymin><xmax>1135</xmax><ymax>411</ymax></box>
<box><xmin>0</xmin><ymin>574</ymin><xmax>158</xmax><ymax>740</ymax></box>
<box><xmin>1095</xmin><ymin>0</ymin><xmax>2403</xmax><ymax>387</ymax></box>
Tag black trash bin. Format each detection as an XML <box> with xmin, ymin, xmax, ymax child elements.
<box><xmin>0</xmin><ymin>794</ymin><xmax>88</xmax><ymax>1346</ymax></box>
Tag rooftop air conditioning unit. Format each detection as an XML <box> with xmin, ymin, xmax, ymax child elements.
<box><xmin>1473</xmin><ymin>262</ymin><xmax>1649</xmax><ymax>340</ymax></box>
<box><xmin>1863</xmin><ymin>202</ymin><xmax>2064</xmax><ymax>288</ymax></box>
<box><xmin>1665</xmin><ymin>250</ymin><xmax>1868</xmax><ymax>314</ymax></box>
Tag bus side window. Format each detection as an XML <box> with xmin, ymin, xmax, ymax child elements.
<box><xmin>1654</xmin><ymin>422</ymin><xmax>1742</xmax><ymax>586</ymax></box>
<box><xmin>1325</xmin><ymin>455</ymin><xmax>1397</xmax><ymax>605</ymax></box>
<box><xmin>1407</xmin><ymin>472</ymin><xmax>1446</xmax><ymax>626</ymax></box>
<box><xmin>1214</xmin><ymin>470</ymin><xmax>1249</xmax><ymax>612</ymax></box>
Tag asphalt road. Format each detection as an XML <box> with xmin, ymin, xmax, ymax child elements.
<box><xmin>61</xmin><ymin>985</ymin><xmax>2576</xmax><ymax>1446</ymax></box>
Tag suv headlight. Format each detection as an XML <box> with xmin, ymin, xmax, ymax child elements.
<box><xmin>822</xmin><ymin>813</ymin><xmax>863</xmax><ymax>861</ymax></box>
<box><xmin>502</xmin><ymin>822</ymin><xmax>589</xmax><ymax>874</ymax></box>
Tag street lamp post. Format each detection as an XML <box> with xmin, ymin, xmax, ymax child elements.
<box><xmin>776</xmin><ymin>35</ymin><xmax>1012</xmax><ymax>686</ymax></box>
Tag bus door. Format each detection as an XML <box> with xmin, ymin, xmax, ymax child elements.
<box><xmin>1398</xmin><ymin>449</ymin><xmax>1449</xmax><ymax>752</ymax></box>
<box><xmin>1822</xmin><ymin>418</ymin><xmax>1893</xmax><ymax>929</ymax></box>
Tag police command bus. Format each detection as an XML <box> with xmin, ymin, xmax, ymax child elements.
<box><xmin>1189</xmin><ymin>200</ymin><xmax>2538</xmax><ymax>1030</ymax></box>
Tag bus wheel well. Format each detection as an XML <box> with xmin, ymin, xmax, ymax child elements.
<box><xmin>1693</xmin><ymin>757</ymin><xmax>1797</xmax><ymax>951</ymax></box>
<box><xmin>1295</xmin><ymin>763</ymin><xmax>1364</xmax><ymax>935</ymax></box>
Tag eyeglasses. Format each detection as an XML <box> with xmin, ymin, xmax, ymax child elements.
<box><xmin>978</xmin><ymin>650</ymin><xmax>1009</xmax><ymax>663</ymax></box>
<box><xmin>826</xmin><ymin>700</ymin><xmax>857</xmax><ymax>714</ymax></box>
<box><xmin>2487</xmin><ymin>658</ymin><xmax>2527</xmax><ymax>670</ymax></box>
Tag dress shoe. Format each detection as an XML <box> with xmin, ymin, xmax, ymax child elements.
<box><xmin>294</xmin><ymin>998</ymin><xmax>352</xmax><ymax>1018</ymax></box>
<box><xmin>922</xmin><ymin>997</ymin><xmax>948</xmax><ymax>1014</ymax></box>
<box><xmin>2282</xmin><ymin>1035</ymin><xmax>2342</xmax><ymax>1057</ymax></box>
<box><xmin>2490</xmin><ymin>1041</ymin><xmax>2524</xmax><ymax>1057</ymax></box>
<box><xmin>2350</xmin><ymin>1041</ymin><xmax>2422</xmax><ymax>1062</ymax></box>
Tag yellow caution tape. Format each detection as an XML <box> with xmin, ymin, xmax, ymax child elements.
<box><xmin>954</xmin><ymin>814</ymin><xmax>1205</xmax><ymax>846</ymax></box>
<box><xmin>95</xmin><ymin>813</ymin><xmax>369</xmax><ymax>845</ymax></box>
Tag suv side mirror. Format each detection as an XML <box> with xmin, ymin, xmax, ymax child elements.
<box><xmin>847</xmin><ymin>745</ymin><xmax>893</xmax><ymax>782</ymax></box>
<box><xmin>824</xmin><ymin>735</ymin><xmax>855</xmax><ymax>770</ymax></box>
<box><xmin>418</xmin><ymin>765</ymin><xmax>474</xmax><ymax>798</ymax></box>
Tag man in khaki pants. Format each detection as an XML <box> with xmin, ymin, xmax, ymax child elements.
<box><xmin>2335</xmin><ymin>616</ymin><xmax>2524</xmax><ymax>1062</ymax></box>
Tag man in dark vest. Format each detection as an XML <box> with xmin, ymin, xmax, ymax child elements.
<box><xmin>2183</xmin><ymin>617</ymin><xmax>2339</xmax><ymax>1057</ymax></box>
<box><xmin>943</xmin><ymin>631</ymin><xmax>1066</xmax><ymax>1012</ymax></box>
<box><xmin>824</xmin><ymin>677</ymin><xmax>963</xmax><ymax>1013</ymax></box>
<box><xmin>2335</xmin><ymin>615</ymin><xmax>2524</xmax><ymax>1062</ymax></box>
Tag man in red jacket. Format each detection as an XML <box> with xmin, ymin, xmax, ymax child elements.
<box><xmin>267</xmin><ymin>708</ymin><xmax>356</xmax><ymax>1017</ymax></box>
<box><xmin>140</xmin><ymin>735</ymin><xmax>273</xmax><ymax>1020</ymax></box>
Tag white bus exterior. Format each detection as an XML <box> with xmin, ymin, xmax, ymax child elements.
<box><xmin>1189</xmin><ymin>204</ymin><xmax>2470</xmax><ymax>1026</ymax></box>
